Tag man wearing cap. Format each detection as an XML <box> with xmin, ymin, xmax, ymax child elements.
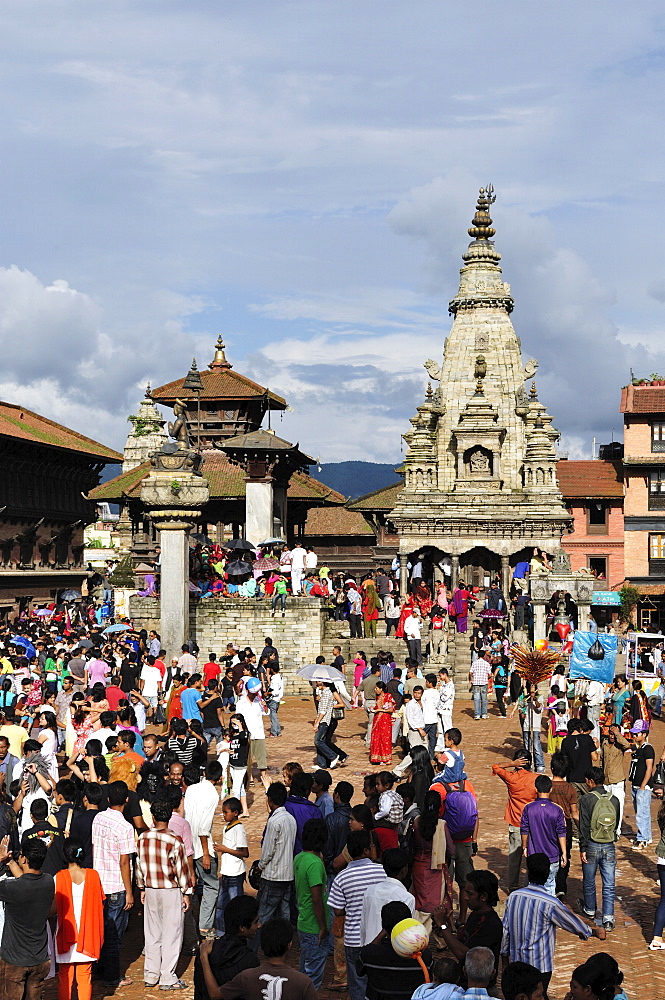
<box><xmin>628</xmin><ymin>720</ymin><xmax>655</xmax><ymax>849</ymax></box>
<box><xmin>237</xmin><ymin>679</ymin><xmax>270</xmax><ymax>790</ymax></box>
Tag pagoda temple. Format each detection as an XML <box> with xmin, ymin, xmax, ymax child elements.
<box><xmin>350</xmin><ymin>187</ymin><xmax>573</xmax><ymax>594</ymax></box>
<box><xmin>91</xmin><ymin>338</ymin><xmax>344</xmax><ymax>560</ymax></box>
<box><xmin>0</xmin><ymin>401</ymin><xmax>122</xmax><ymax>615</ymax></box>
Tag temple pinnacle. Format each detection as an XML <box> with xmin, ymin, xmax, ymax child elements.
<box><xmin>467</xmin><ymin>185</ymin><xmax>496</xmax><ymax>241</ymax></box>
<box><xmin>209</xmin><ymin>334</ymin><xmax>232</xmax><ymax>370</ymax></box>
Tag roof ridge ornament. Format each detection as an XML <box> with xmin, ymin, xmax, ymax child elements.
<box><xmin>467</xmin><ymin>185</ymin><xmax>496</xmax><ymax>241</ymax></box>
<box><xmin>209</xmin><ymin>334</ymin><xmax>232</xmax><ymax>370</ymax></box>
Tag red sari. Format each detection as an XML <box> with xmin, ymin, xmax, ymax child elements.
<box><xmin>395</xmin><ymin>596</ymin><xmax>415</xmax><ymax>639</ymax></box>
<box><xmin>369</xmin><ymin>692</ymin><xmax>395</xmax><ymax>765</ymax></box>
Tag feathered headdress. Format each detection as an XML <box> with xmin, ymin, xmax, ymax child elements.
<box><xmin>511</xmin><ymin>645</ymin><xmax>562</xmax><ymax>686</ymax></box>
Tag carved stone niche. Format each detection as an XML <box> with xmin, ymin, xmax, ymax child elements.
<box><xmin>466</xmin><ymin>446</ymin><xmax>493</xmax><ymax>478</ymax></box>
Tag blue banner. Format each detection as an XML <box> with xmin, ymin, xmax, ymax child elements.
<box><xmin>569</xmin><ymin>632</ymin><xmax>618</xmax><ymax>684</ymax></box>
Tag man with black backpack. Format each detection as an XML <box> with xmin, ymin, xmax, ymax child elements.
<box><xmin>577</xmin><ymin>765</ymin><xmax>620</xmax><ymax>931</ymax></box>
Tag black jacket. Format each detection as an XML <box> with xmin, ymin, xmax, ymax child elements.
<box><xmin>193</xmin><ymin>934</ymin><xmax>260</xmax><ymax>1000</ymax></box>
<box><xmin>325</xmin><ymin>802</ymin><xmax>352</xmax><ymax>872</ymax></box>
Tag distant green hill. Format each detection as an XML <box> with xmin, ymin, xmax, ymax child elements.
<box><xmin>313</xmin><ymin>461</ymin><xmax>402</xmax><ymax>500</ymax></box>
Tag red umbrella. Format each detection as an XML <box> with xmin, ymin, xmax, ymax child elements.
<box><xmin>254</xmin><ymin>557</ymin><xmax>279</xmax><ymax>572</ymax></box>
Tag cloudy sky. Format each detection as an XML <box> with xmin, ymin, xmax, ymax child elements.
<box><xmin>0</xmin><ymin>2</ymin><xmax>664</xmax><ymax>463</ymax></box>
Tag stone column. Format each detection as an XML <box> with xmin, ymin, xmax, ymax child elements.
<box><xmin>399</xmin><ymin>555</ymin><xmax>408</xmax><ymax>598</ymax></box>
<box><xmin>533</xmin><ymin>601</ymin><xmax>547</xmax><ymax>644</ymax></box>
<box><xmin>451</xmin><ymin>555</ymin><xmax>460</xmax><ymax>590</ymax></box>
<box><xmin>140</xmin><ymin>469</ymin><xmax>209</xmax><ymax>661</ymax></box>
<box><xmin>501</xmin><ymin>555</ymin><xmax>510</xmax><ymax>601</ymax></box>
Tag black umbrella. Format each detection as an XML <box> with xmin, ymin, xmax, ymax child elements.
<box><xmin>226</xmin><ymin>560</ymin><xmax>253</xmax><ymax>577</ymax></box>
<box><xmin>224</xmin><ymin>539</ymin><xmax>256</xmax><ymax>552</ymax></box>
<box><xmin>59</xmin><ymin>589</ymin><xmax>81</xmax><ymax>602</ymax></box>
<box><xmin>190</xmin><ymin>532</ymin><xmax>213</xmax><ymax>546</ymax></box>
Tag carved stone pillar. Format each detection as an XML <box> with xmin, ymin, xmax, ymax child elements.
<box><xmin>399</xmin><ymin>555</ymin><xmax>408</xmax><ymax>598</ymax></box>
<box><xmin>140</xmin><ymin>469</ymin><xmax>209</xmax><ymax>661</ymax></box>
<box><xmin>501</xmin><ymin>555</ymin><xmax>510</xmax><ymax>602</ymax></box>
<box><xmin>451</xmin><ymin>555</ymin><xmax>460</xmax><ymax>590</ymax></box>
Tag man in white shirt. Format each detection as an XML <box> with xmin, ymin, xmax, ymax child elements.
<box><xmin>404</xmin><ymin>688</ymin><xmax>427</xmax><ymax>749</ymax></box>
<box><xmin>177</xmin><ymin>645</ymin><xmax>198</xmax><ymax>672</ymax></box>
<box><xmin>139</xmin><ymin>658</ymin><xmax>162</xmax><ymax>713</ymax></box>
<box><xmin>183</xmin><ymin>760</ymin><xmax>223</xmax><ymax>936</ymax></box>
<box><xmin>404</xmin><ymin>607</ymin><xmax>423</xmax><ymax>665</ymax></box>
<box><xmin>305</xmin><ymin>547</ymin><xmax>318</xmax><ymax>573</ymax></box>
<box><xmin>236</xmin><ymin>679</ymin><xmax>270</xmax><ymax>789</ymax></box>
<box><xmin>360</xmin><ymin>848</ymin><xmax>415</xmax><ymax>945</ymax></box>
<box><xmin>421</xmin><ymin>673</ymin><xmax>440</xmax><ymax>758</ymax></box>
<box><xmin>290</xmin><ymin>542</ymin><xmax>306</xmax><ymax>595</ymax></box>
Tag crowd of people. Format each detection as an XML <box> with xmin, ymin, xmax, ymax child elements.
<box><xmin>0</xmin><ymin>600</ymin><xmax>649</xmax><ymax>1000</ymax></box>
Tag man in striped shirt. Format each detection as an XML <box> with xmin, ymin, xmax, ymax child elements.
<box><xmin>328</xmin><ymin>829</ymin><xmax>387</xmax><ymax>1000</ymax></box>
<box><xmin>501</xmin><ymin>853</ymin><xmax>606</xmax><ymax>994</ymax></box>
<box><xmin>137</xmin><ymin>798</ymin><xmax>193</xmax><ymax>989</ymax></box>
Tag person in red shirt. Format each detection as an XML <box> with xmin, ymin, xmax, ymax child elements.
<box><xmin>491</xmin><ymin>747</ymin><xmax>538</xmax><ymax>894</ymax></box>
<box><xmin>202</xmin><ymin>655</ymin><xmax>220</xmax><ymax>686</ymax></box>
<box><xmin>104</xmin><ymin>676</ymin><xmax>125</xmax><ymax>711</ymax></box>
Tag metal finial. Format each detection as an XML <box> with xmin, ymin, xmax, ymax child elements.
<box><xmin>468</xmin><ymin>185</ymin><xmax>496</xmax><ymax>241</ymax></box>
<box><xmin>145</xmin><ymin>382</ymin><xmax>152</xmax><ymax>397</ymax></box>
<box><xmin>530</xmin><ymin>381</ymin><xmax>538</xmax><ymax>399</ymax></box>
<box><xmin>426</xmin><ymin>383</ymin><xmax>433</xmax><ymax>399</ymax></box>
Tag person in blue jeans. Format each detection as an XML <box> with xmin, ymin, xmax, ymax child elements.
<box><xmin>214</xmin><ymin>797</ymin><xmax>249</xmax><ymax>933</ymax></box>
<box><xmin>629</xmin><ymin>721</ymin><xmax>655</xmax><ymax>849</ymax></box>
<box><xmin>577</xmin><ymin>766</ymin><xmax>620</xmax><ymax>931</ymax></box>
<box><xmin>294</xmin><ymin>817</ymin><xmax>333</xmax><ymax>989</ymax></box>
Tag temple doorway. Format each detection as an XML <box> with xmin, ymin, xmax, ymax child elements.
<box><xmin>459</xmin><ymin>547</ymin><xmax>500</xmax><ymax>591</ymax></box>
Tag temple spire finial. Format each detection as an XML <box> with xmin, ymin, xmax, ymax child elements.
<box><xmin>468</xmin><ymin>184</ymin><xmax>496</xmax><ymax>241</ymax></box>
<box><xmin>209</xmin><ymin>335</ymin><xmax>232</xmax><ymax>370</ymax></box>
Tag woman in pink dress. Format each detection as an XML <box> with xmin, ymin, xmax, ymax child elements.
<box><xmin>352</xmin><ymin>651</ymin><xmax>367</xmax><ymax>707</ymax></box>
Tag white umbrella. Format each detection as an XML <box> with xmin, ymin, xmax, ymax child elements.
<box><xmin>297</xmin><ymin>663</ymin><xmax>346</xmax><ymax>683</ymax></box>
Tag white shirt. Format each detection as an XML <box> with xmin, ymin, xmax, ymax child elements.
<box><xmin>184</xmin><ymin>778</ymin><xmax>219</xmax><ymax>859</ymax></box>
<box><xmin>220</xmin><ymin>819</ymin><xmax>247</xmax><ymax>877</ymax></box>
<box><xmin>178</xmin><ymin>652</ymin><xmax>198</xmax><ymax>672</ymax></box>
<box><xmin>305</xmin><ymin>551</ymin><xmax>318</xmax><ymax>569</ymax></box>
<box><xmin>421</xmin><ymin>688</ymin><xmax>439</xmax><ymax>725</ymax></box>
<box><xmin>586</xmin><ymin>680</ymin><xmax>606</xmax><ymax>707</ymax></box>
<box><xmin>404</xmin><ymin>614</ymin><xmax>422</xmax><ymax>640</ymax></box>
<box><xmin>405</xmin><ymin>700</ymin><xmax>425</xmax><ymax>731</ymax></box>
<box><xmin>130</xmin><ymin>701</ymin><xmax>147</xmax><ymax>732</ymax></box>
<box><xmin>360</xmin><ymin>876</ymin><xmax>415</xmax><ymax>945</ymax></box>
<box><xmin>290</xmin><ymin>547</ymin><xmax>306</xmax><ymax>570</ymax></box>
<box><xmin>236</xmin><ymin>695</ymin><xmax>266</xmax><ymax>740</ymax></box>
<box><xmin>269</xmin><ymin>674</ymin><xmax>284</xmax><ymax>702</ymax></box>
<box><xmin>140</xmin><ymin>664</ymin><xmax>162</xmax><ymax>698</ymax></box>
<box><xmin>86</xmin><ymin>726</ymin><xmax>117</xmax><ymax>749</ymax></box>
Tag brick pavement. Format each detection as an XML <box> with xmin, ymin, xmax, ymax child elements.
<box><xmin>41</xmin><ymin>695</ymin><xmax>665</xmax><ymax>999</ymax></box>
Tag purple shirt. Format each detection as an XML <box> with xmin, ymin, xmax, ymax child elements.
<box><xmin>284</xmin><ymin>795</ymin><xmax>321</xmax><ymax>855</ymax></box>
<box><xmin>520</xmin><ymin>798</ymin><xmax>566</xmax><ymax>863</ymax></box>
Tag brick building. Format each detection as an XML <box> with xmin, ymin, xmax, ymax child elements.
<box><xmin>556</xmin><ymin>459</ymin><xmax>624</xmax><ymax>588</ymax></box>
<box><xmin>621</xmin><ymin>380</ymin><xmax>665</xmax><ymax>628</ymax></box>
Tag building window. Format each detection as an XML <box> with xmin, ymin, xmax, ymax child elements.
<box><xmin>650</xmin><ymin>534</ymin><xmax>665</xmax><ymax>559</ymax></box>
<box><xmin>588</xmin><ymin>556</ymin><xmax>607</xmax><ymax>578</ymax></box>
<box><xmin>649</xmin><ymin>471</ymin><xmax>665</xmax><ymax>509</ymax></box>
<box><xmin>587</xmin><ymin>503</ymin><xmax>608</xmax><ymax>534</ymax></box>
<box><xmin>653</xmin><ymin>423</ymin><xmax>665</xmax><ymax>453</ymax></box>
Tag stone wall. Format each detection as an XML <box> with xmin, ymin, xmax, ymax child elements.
<box><xmin>129</xmin><ymin>596</ymin><xmax>325</xmax><ymax>696</ymax></box>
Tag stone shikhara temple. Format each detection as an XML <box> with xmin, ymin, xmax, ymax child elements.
<box><xmin>390</xmin><ymin>187</ymin><xmax>573</xmax><ymax>595</ymax></box>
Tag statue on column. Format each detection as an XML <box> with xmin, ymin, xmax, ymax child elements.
<box><xmin>151</xmin><ymin>399</ymin><xmax>202</xmax><ymax>472</ymax></box>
